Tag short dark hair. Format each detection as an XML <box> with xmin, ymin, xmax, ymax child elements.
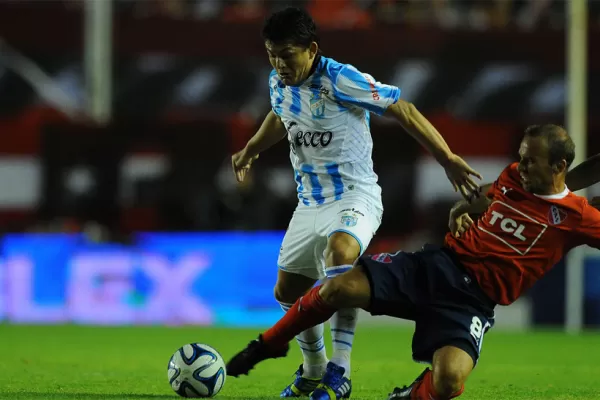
<box><xmin>262</xmin><ymin>7</ymin><xmax>319</xmax><ymax>48</ymax></box>
<box><xmin>524</xmin><ymin>124</ymin><xmax>576</xmax><ymax>168</ymax></box>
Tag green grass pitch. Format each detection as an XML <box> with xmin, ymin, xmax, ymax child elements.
<box><xmin>0</xmin><ymin>324</ymin><xmax>598</xmax><ymax>399</ymax></box>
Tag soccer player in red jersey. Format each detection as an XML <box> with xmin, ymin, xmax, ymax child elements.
<box><xmin>226</xmin><ymin>124</ymin><xmax>600</xmax><ymax>400</ymax></box>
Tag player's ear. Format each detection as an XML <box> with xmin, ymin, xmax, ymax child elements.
<box><xmin>309</xmin><ymin>42</ymin><xmax>318</xmax><ymax>58</ymax></box>
<box><xmin>552</xmin><ymin>159</ymin><xmax>567</xmax><ymax>174</ymax></box>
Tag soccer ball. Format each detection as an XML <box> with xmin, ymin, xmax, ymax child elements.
<box><xmin>167</xmin><ymin>343</ymin><xmax>227</xmax><ymax>398</ymax></box>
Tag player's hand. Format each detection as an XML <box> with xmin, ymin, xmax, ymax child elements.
<box><xmin>442</xmin><ymin>154</ymin><xmax>483</xmax><ymax>202</ymax></box>
<box><xmin>591</xmin><ymin>196</ymin><xmax>600</xmax><ymax>210</ymax></box>
<box><xmin>231</xmin><ymin>149</ymin><xmax>259</xmax><ymax>182</ymax></box>
<box><xmin>449</xmin><ymin>211</ymin><xmax>474</xmax><ymax>238</ymax></box>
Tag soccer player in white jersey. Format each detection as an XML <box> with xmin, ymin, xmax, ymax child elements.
<box><xmin>230</xmin><ymin>7</ymin><xmax>482</xmax><ymax>400</ymax></box>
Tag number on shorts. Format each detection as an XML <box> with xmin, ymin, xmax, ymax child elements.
<box><xmin>470</xmin><ymin>316</ymin><xmax>492</xmax><ymax>352</ymax></box>
<box><xmin>469</xmin><ymin>316</ymin><xmax>483</xmax><ymax>340</ymax></box>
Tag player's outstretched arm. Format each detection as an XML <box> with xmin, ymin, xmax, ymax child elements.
<box><xmin>231</xmin><ymin>110</ymin><xmax>287</xmax><ymax>182</ymax></box>
<box><xmin>384</xmin><ymin>100</ymin><xmax>452</xmax><ymax>161</ymax></box>
<box><xmin>384</xmin><ymin>99</ymin><xmax>482</xmax><ymax>201</ymax></box>
<box><xmin>332</xmin><ymin>64</ymin><xmax>481</xmax><ymax>200</ymax></box>
<box><xmin>566</xmin><ymin>153</ymin><xmax>600</xmax><ymax>192</ymax></box>
<box><xmin>448</xmin><ymin>183</ymin><xmax>493</xmax><ymax>237</ymax></box>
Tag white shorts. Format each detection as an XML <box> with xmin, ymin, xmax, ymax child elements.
<box><xmin>277</xmin><ymin>194</ymin><xmax>383</xmax><ymax>280</ymax></box>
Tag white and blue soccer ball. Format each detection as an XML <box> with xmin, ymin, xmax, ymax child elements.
<box><xmin>168</xmin><ymin>343</ymin><xmax>227</xmax><ymax>398</ymax></box>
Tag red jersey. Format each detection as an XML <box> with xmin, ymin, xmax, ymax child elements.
<box><xmin>445</xmin><ymin>162</ymin><xmax>600</xmax><ymax>305</ymax></box>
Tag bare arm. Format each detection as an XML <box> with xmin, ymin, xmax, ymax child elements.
<box><xmin>450</xmin><ymin>183</ymin><xmax>494</xmax><ymax>217</ymax></box>
<box><xmin>243</xmin><ymin>110</ymin><xmax>287</xmax><ymax>158</ymax></box>
<box><xmin>447</xmin><ymin>183</ymin><xmax>493</xmax><ymax>237</ymax></box>
<box><xmin>231</xmin><ymin>110</ymin><xmax>287</xmax><ymax>182</ymax></box>
<box><xmin>384</xmin><ymin>99</ymin><xmax>452</xmax><ymax>164</ymax></box>
<box><xmin>383</xmin><ymin>99</ymin><xmax>482</xmax><ymax>199</ymax></box>
<box><xmin>566</xmin><ymin>153</ymin><xmax>600</xmax><ymax>192</ymax></box>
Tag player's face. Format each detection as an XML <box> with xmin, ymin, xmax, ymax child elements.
<box><xmin>265</xmin><ymin>41</ymin><xmax>318</xmax><ymax>86</ymax></box>
<box><xmin>517</xmin><ymin>137</ymin><xmax>556</xmax><ymax>194</ymax></box>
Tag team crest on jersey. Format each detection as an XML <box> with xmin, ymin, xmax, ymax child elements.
<box><xmin>340</xmin><ymin>209</ymin><xmax>361</xmax><ymax>227</ymax></box>
<box><xmin>371</xmin><ymin>253</ymin><xmax>392</xmax><ymax>263</ymax></box>
<box><xmin>548</xmin><ymin>205</ymin><xmax>567</xmax><ymax>225</ymax></box>
<box><xmin>310</xmin><ymin>92</ymin><xmax>325</xmax><ymax>119</ymax></box>
<box><xmin>341</xmin><ymin>214</ymin><xmax>358</xmax><ymax>227</ymax></box>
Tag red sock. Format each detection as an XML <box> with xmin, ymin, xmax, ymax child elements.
<box><xmin>411</xmin><ymin>370</ymin><xmax>464</xmax><ymax>400</ymax></box>
<box><xmin>262</xmin><ymin>285</ymin><xmax>336</xmax><ymax>347</ymax></box>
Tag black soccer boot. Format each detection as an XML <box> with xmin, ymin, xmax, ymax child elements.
<box><xmin>387</xmin><ymin>367</ymin><xmax>430</xmax><ymax>399</ymax></box>
<box><xmin>226</xmin><ymin>335</ymin><xmax>290</xmax><ymax>377</ymax></box>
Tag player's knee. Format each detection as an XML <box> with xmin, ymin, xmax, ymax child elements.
<box><xmin>432</xmin><ymin>345</ymin><xmax>473</xmax><ymax>397</ymax></box>
<box><xmin>321</xmin><ymin>277</ymin><xmax>353</xmax><ymax>308</ymax></box>
<box><xmin>273</xmin><ymin>282</ymin><xmax>299</xmax><ymax>305</ymax></box>
<box><xmin>320</xmin><ymin>271</ymin><xmax>367</xmax><ymax>308</ymax></box>
<box><xmin>325</xmin><ymin>234</ymin><xmax>361</xmax><ymax>267</ymax></box>
<box><xmin>433</xmin><ymin>367</ymin><xmax>465</xmax><ymax>398</ymax></box>
<box><xmin>274</xmin><ymin>270</ymin><xmax>318</xmax><ymax>304</ymax></box>
<box><xmin>328</xmin><ymin>250</ymin><xmax>357</xmax><ymax>267</ymax></box>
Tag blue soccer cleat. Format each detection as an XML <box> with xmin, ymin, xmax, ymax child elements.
<box><xmin>280</xmin><ymin>364</ymin><xmax>321</xmax><ymax>397</ymax></box>
<box><xmin>309</xmin><ymin>362</ymin><xmax>352</xmax><ymax>399</ymax></box>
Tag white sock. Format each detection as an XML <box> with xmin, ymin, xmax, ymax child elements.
<box><xmin>279</xmin><ymin>301</ymin><xmax>328</xmax><ymax>379</ymax></box>
<box><xmin>330</xmin><ymin>308</ymin><xmax>357</xmax><ymax>378</ymax></box>
<box><xmin>325</xmin><ymin>264</ymin><xmax>357</xmax><ymax>378</ymax></box>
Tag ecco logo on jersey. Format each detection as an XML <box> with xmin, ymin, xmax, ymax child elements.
<box><xmin>293</xmin><ymin>130</ymin><xmax>333</xmax><ymax>149</ymax></box>
<box><xmin>479</xmin><ymin>201</ymin><xmax>548</xmax><ymax>255</ymax></box>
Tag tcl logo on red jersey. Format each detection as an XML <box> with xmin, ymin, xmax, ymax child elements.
<box><xmin>478</xmin><ymin>201</ymin><xmax>548</xmax><ymax>255</ymax></box>
<box><xmin>488</xmin><ymin>210</ymin><xmax>526</xmax><ymax>241</ymax></box>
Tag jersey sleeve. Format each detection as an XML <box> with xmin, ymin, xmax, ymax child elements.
<box><xmin>269</xmin><ymin>69</ymin><xmax>283</xmax><ymax>116</ymax></box>
<box><xmin>333</xmin><ymin>65</ymin><xmax>400</xmax><ymax>116</ymax></box>
<box><xmin>575</xmin><ymin>201</ymin><xmax>600</xmax><ymax>249</ymax></box>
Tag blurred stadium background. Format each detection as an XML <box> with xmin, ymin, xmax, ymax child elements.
<box><xmin>0</xmin><ymin>0</ymin><xmax>599</xmax><ymax>338</ymax></box>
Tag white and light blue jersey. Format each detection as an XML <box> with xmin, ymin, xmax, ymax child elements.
<box><xmin>269</xmin><ymin>56</ymin><xmax>401</xmax><ymax>206</ymax></box>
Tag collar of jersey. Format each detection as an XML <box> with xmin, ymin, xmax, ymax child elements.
<box><xmin>288</xmin><ymin>54</ymin><xmax>324</xmax><ymax>87</ymax></box>
<box><xmin>534</xmin><ymin>185</ymin><xmax>570</xmax><ymax>200</ymax></box>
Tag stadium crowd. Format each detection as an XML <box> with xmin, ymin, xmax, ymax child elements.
<box><xmin>58</xmin><ymin>0</ymin><xmax>598</xmax><ymax>31</ymax></box>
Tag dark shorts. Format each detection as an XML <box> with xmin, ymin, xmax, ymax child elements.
<box><xmin>359</xmin><ymin>244</ymin><xmax>496</xmax><ymax>365</ymax></box>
